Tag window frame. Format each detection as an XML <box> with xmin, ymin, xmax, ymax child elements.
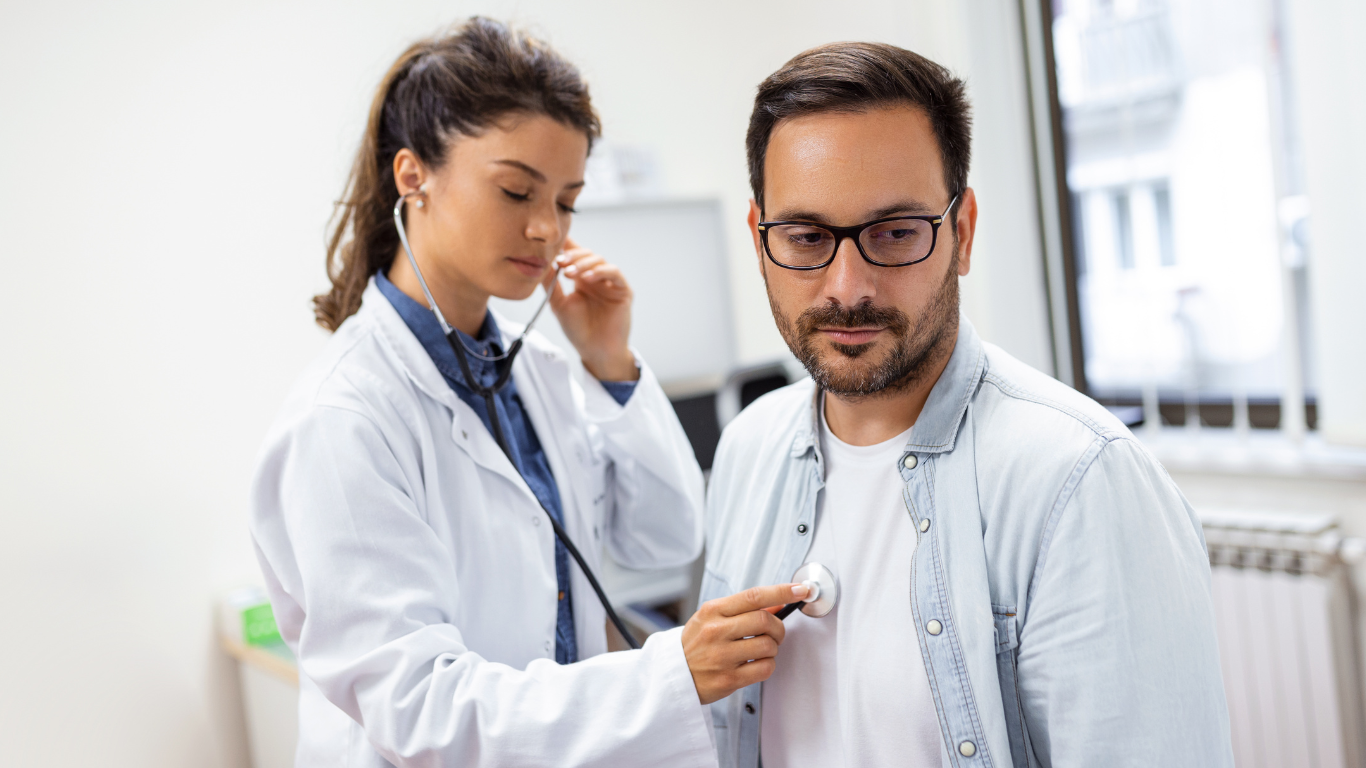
<box><xmin>1017</xmin><ymin>0</ymin><xmax>1314</xmax><ymax>431</ymax></box>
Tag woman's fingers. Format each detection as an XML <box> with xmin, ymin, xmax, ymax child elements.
<box><xmin>553</xmin><ymin>240</ymin><xmax>632</xmax><ymax>295</ymax></box>
<box><xmin>728</xmin><ymin>634</ymin><xmax>781</xmax><ymax>664</ymax></box>
<box><xmin>556</xmin><ymin>248</ymin><xmax>593</xmax><ymax>267</ymax></box>
<box><xmin>561</xmin><ymin>253</ymin><xmax>605</xmax><ymax>277</ymax></box>
<box><xmin>575</xmin><ymin>264</ymin><xmax>631</xmax><ymax>295</ymax></box>
<box><xmin>728</xmin><ymin>607</ymin><xmax>787</xmax><ymax>646</ymax></box>
<box><xmin>731</xmin><ymin>657</ymin><xmax>777</xmax><ymax>690</ymax></box>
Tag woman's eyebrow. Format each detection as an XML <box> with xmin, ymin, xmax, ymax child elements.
<box><xmin>491</xmin><ymin>158</ymin><xmax>584</xmax><ymax>189</ymax></box>
<box><xmin>492</xmin><ymin>158</ymin><xmax>547</xmax><ymax>182</ymax></box>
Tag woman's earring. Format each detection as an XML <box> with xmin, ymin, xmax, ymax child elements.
<box><xmin>415</xmin><ymin>199</ymin><xmax>425</xmax><ymax>209</ymax></box>
<box><xmin>415</xmin><ymin>182</ymin><xmax>429</xmax><ymax>208</ymax></box>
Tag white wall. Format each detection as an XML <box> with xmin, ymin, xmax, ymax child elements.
<box><xmin>0</xmin><ymin>1</ymin><xmax>1050</xmax><ymax>765</ymax></box>
<box><xmin>1286</xmin><ymin>0</ymin><xmax>1366</xmax><ymax>447</ymax></box>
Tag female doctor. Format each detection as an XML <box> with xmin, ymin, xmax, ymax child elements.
<box><xmin>249</xmin><ymin>17</ymin><xmax>804</xmax><ymax>768</ymax></box>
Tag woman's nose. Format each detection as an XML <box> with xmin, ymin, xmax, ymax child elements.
<box><xmin>525</xmin><ymin>202</ymin><xmax>563</xmax><ymax>245</ymax></box>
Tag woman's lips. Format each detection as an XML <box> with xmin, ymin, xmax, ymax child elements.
<box><xmin>820</xmin><ymin>327</ymin><xmax>883</xmax><ymax>345</ymax></box>
<box><xmin>507</xmin><ymin>256</ymin><xmax>548</xmax><ymax>277</ymax></box>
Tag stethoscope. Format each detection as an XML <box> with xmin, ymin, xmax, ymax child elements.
<box><xmin>394</xmin><ymin>188</ymin><xmax>642</xmax><ymax>651</ymax></box>
<box><xmin>776</xmin><ymin>562</ymin><xmax>839</xmax><ymax>619</ymax></box>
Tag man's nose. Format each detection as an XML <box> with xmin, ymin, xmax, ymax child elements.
<box><xmin>822</xmin><ymin>236</ymin><xmax>877</xmax><ymax>309</ymax></box>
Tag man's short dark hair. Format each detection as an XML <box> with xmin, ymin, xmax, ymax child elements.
<box><xmin>746</xmin><ymin>42</ymin><xmax>972</xmax><ymax>215</ymax></box>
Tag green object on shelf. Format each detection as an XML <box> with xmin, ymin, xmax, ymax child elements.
<box><xmin>242</xmin><ymin>602</ymin><xmax>282</xmax><ymax>646</ymax></box>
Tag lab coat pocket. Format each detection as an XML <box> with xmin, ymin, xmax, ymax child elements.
<box><xmin>993</xmin><ymin>605</ymin><xmax>1031</xmax><ymax>768</ymax></box>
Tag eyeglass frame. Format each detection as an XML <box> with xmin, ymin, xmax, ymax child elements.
<box><xmin>756</xmin><ymin>195</ymin><xmax>960</xmax><ymax>271</ymax></box>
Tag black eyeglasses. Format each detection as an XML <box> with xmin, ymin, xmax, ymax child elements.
<box><xmin>757</xmin><ymin>196</ymin><xmax>959</xmax><ymax>270</ymax></box>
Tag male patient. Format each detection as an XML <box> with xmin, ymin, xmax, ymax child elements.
<box><xmin>700</xmin><ymin>42</ymin><xmax>1233</xmax><ymax>767</ymax></box>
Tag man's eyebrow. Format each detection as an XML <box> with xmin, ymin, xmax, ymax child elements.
<box><xmin>868</xmin><ymin>200</ymin><xmax>938</xmax><ymax>219</ymax></box>
<box><xmin>768</xmin><ymin>199</ymin><xmax>939</xmax><ymax>224</ymax></box>
<box><xmin>491</xmin><ymin>158</ymin><xmax>585</xmax><ymax>190</ymax></box>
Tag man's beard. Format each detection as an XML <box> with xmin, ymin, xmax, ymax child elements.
<box><xmin>767</xmin><ymin>249</ymin><xmax>960</xmax><ymax>400</ymax></box>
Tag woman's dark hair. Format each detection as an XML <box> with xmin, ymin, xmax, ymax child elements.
<box><xmin>314</xmin><ymin>17</ymin><xmax>601</xmax><ymax>331</ymax></box>
<box><xmin>746</xmin><ymin>42</ymin><xmax>971</xmax><ymax>217</ymax></box>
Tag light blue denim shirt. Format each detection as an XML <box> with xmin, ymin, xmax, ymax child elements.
<box><xmin>701</xmin><ymin>316</ymin><xmax>1233</xmax><ymax>768</ymax></box>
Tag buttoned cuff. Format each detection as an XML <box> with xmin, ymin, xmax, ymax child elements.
<box><xmin>578</xmin><ymin>351</ymin><xmax>650</xmax><ymax>423</ymax></box>
<box><xmin>645</xmin><ymin>626</ymin><xmax>718</xmax><ymax>766</ymax></box>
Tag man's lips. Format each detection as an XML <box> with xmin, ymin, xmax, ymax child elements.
<box><xmin>819</xmin><ymin>327</ymin><xmax>883</xmax><ymax>345</ymax></box>
<box><xmin>507</xmin><ymin>256</ymin><xmax>549</xmax><ymax>277</ymax></box>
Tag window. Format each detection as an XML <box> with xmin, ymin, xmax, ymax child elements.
<box><xmin>1040</xmin><ymin>0</ymin><xmax>1313</xmax><ymax>429</ymax></box>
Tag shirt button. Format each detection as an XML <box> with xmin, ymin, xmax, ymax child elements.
<box><xmin>903</xmin><ymin>454</ymin><xmax>918</xmax><ymax>469</ymax></box>
<box><xmin>744</xmin><ymin>703</ymin><xmax>756</xmax><ymax>714</ymax></box>
<box><xmin>926</xmin><ymin>619</ymin><xmax>943</xmax><ymax>636</ymax></box>
<box><xmin>959</xmin><ymin>740</ymin><xmax>977</xmax><ymax>757</ymax></box>
<box><xmin>532</xmin><ymin>516</ymin><xmax>541</xmax><ymax>527</ymax></box>
<box><xmin>920</xmin><ymin>518</ymin><xmax>931</xmax><ymax>533</ymax></box>
<box><xmin>544</xmin><ymin>640</ymin><xmax>552</xmax><ymax>653</ymax></box>
<box><xmin>461</xmin><ymin>430</ymin><xmax>468</xmax><ymax>440</ymax></box>
<box><xmin>796</xmin><ymin>523</ymin><xmax>809</xmax><ymax>535</ymax></box>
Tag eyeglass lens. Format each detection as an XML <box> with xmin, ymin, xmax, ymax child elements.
<box><xmin>766</xmin><ymin>218</ymin><xmax>936</xmax><ymax>267</ymax></box>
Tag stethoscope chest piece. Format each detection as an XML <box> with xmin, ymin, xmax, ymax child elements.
<box><xmin>790</xmin><ymin>562</ymin><xmax>839</xmax><ymax>618</ymax></box>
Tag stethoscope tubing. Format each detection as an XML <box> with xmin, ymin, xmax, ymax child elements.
<box><xmin>394</xmin><ymin>191</ymin><xmax>642</xmax><ymax>651</ymax></box>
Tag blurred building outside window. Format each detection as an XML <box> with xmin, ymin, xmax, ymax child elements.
<box><xmin>1051</xmin><ymin>0</ymin><xmax>1313</xmax><ymax>435</ymax></box>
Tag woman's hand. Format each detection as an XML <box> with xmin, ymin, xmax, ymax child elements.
<box><xmin>682</xmin><ymin>583</ymin><xmax>809</xmax><ymax>705</ymax></box>
<box><xmin>547</xmin><ymin>237</ymin><xmax>638</xmax><ymax>382</ymax></box>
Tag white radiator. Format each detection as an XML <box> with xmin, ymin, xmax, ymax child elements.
<box><xmin>1202</xmin><ymin>510</ymin><xmax>1366</xmax><ymax>768</ymax></box>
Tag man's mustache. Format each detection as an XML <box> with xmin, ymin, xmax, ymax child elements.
<box><xmin>796</xmin><ymin>301</ymin><xmax>911</xmax><ymax>339</ymax></box>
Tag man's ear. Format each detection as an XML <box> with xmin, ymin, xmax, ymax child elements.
<box><xmin>954</xmin><ymin>187</ymin><xmax>979</xmax><ymax>276</ymax></box>
<box><xmin>748</xmin><ymin>199</ymin><xmax>765</xmax><ymax>273</ymax></box>
<box><xmin>393</xmin><ymin>148</ymin><xmax>428</xmax><ymax>197</ymax></box>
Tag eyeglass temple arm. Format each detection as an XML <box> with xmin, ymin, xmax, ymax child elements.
<box><xmin>943</xmin><ymin>194</ymin><xmax>960</xmax><ymax>218</ymax></box>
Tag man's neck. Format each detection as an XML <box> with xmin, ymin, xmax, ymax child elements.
<box><xmin>822</xmin><ymin>336</ymin><xmax>956</xmax><ymax>447</ymax></box>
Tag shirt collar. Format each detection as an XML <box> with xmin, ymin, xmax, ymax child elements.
<box><xmin>374</xmin><ymin>269</ymin><xmax>506</xmax><ymax>391</ymax></box>
<box><xmin>904</xmin><ymin>314</ymin><xmax>986</xmax><ymax>453</ymax></box>
<box><xmin>791</xmin><ymin>313</ymin><xmax>987</xmax><ymax>457</ymax></box>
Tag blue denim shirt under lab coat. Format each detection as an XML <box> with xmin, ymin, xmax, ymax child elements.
<box><xmin>700</xmin><ymin>316</ymin><xmax>1234</xmax><ymax>768</ymax></box>
<box><xmin>376</xmin><ymin>271</ymin><xmax>636</xmax><ymax>664</ymax></box>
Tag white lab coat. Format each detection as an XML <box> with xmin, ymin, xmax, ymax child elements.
<box><xmin>250</xmin><ymin>278</ymin><xmax>717</xmax><ymax>767</ymax></box>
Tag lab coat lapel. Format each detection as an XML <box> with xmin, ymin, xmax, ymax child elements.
<box><xmin>505</xmin><ymin>320</ymin><xmax>595</xmax><ymax>545</ymax></box>
<box><xmin>503</xmin><ymin>314</ymin><xmax>610</xmax><ymax>659</ymax></box>
<box><xmin>363</xmin><ymin>279</ymin><xmax>538</xmax><ymax>504</ymax></box>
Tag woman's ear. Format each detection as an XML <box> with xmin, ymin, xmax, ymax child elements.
<box><xmin>393</xmin><ymin>148</ymin><xmax>428</xmax><ymax>197</ymax></box>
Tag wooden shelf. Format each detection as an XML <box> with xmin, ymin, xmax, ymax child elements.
<box><xmin>221</xmin><ymin>636</ymin><xmax>298</xmax><ymax>687</ymax></box>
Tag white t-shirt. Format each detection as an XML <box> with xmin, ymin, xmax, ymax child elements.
<box><xmin>759</xmin><ymin>404</ymin><xmax>942</xmax><ymax>768</ymax></box>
